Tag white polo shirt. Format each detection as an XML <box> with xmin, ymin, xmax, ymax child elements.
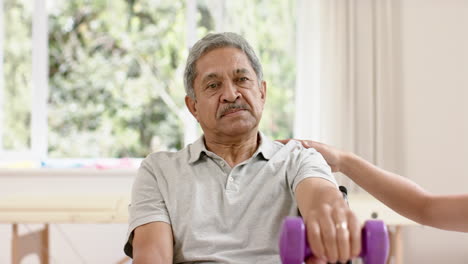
<box><xmin>125</xmin><ymin>132</ymin><xmax>337</xmax><ymax>263</ymax></box>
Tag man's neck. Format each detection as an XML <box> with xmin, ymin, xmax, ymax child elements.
<box><xmin>204</xmin><ymin>131</ymin><xmax>260</xmax><ymax>168</ymax></box>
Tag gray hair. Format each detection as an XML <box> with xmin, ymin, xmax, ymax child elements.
<box><xmin>183</xmin><ymin>32</ymin><xmax>264</xmax><ymax>99</ymax></box>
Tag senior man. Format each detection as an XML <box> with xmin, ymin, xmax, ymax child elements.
<box><xmin>124</xmin><ymin>32</ymin><xmax>360</xmax><ymax>264</ymax></box>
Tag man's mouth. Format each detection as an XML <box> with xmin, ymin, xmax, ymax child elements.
<box><xmin>222</xmin><ymin>108</ymin><xmax>245</xmax><ymax>117</ymax></box>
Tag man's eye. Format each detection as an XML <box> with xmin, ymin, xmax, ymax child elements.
<box><xmin>207</xmin><ymin>83</ymin><xmax>218</xmax><ymax>89</ymax></box>
<box><xmin>238</xmin><ymin>77</ymin><xmax>249</xmax><ymax>82</ymax></box>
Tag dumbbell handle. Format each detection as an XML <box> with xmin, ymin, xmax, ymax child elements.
<box><xmin>279</xmin><ymin>217</ymin><xmax>389</xmax><ymax>264</ymax></box>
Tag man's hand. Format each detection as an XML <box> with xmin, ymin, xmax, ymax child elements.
<box><xmin>296</xmin><ymin>179</ymin><xmax>361</xmax><ymax>263</ymax></box>
<box><xmin>305</xmin><ymin>258</ymin><xmax>327</xmax><ymax>264</ymax></box>
<box><xmin>276</xmin><ymin>139</ymin><xmax>344</xmax><ymax>173</ymax></box>
<box><xmin>304</xmin><ymin>199</ymin><xmax>361</xmax><ymax>263</ymax></box>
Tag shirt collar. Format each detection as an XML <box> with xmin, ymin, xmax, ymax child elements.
<box><xmin>188</xmin><ymin>131</ymin><xmax>277</xmax><ymax>164</ymax></box>
<box><xmin>255</xmin><ymin>132</ymin><xmax>276</xmax><ymax>160</ymax></box>
<box><xmin>188</xmin><ymin>136</ymin><xmax>208</xmax><ymax>164</ymax></box>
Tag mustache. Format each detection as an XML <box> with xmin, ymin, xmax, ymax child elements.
<box><xmin>217</xmin><ymin>103</ymin><xmax>251</xmax><ymax>118</ymax></box>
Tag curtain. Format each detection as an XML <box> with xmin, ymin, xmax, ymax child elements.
<box><xmin>295</xmin><ymin>0</ymin><xmax>401</xmax><ymax>191</ymax></box>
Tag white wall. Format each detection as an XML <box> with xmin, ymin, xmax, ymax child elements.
<box><xmin>397</xmin><ymin>0</ymin><xmax>468</xmax><ymax>262</ymax></box>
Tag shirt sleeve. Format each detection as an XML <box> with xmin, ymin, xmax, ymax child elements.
<box><xmin>124</xmin><ymin>157</ymin><xmax>171</xmax><ymax>258</ymax></box>
<box><xmin>287</xmin><ymin>141</ymin><xmax>338</xmax><ymax>194</ymax></box>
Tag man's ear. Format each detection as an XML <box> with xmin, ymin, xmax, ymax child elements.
<box><xmin>260</xmin><ymin>80</ymin><xmax>267</xmax><ymax>102</ymax></box>
<box><xmin>185</xmin><ymin>95</ymin><xmax>199</xmax><ymax>121</ymax></box>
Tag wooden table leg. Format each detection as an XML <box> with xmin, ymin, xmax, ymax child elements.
<box><xmin>12</xmin><ymin>223</ymin><xmax>49</xmax><ymax>264</ymax></box>
<box><xmin>387</xmin><ymin>225</ymin><xmax>403</xmax><ymax>264</ymax></box>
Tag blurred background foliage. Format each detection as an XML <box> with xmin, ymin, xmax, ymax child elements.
<box><xmin>3</xmin><ymin>0</ymin><xmax>296</xmax><ymax>158</ymax></box>
<box><xmin>3</xmin><ymin>0</ymin><xmax>32</xmax><ymax>151</ymax></box>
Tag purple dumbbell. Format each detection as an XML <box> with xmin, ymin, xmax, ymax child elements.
<box><xmin>279</xmin><ymin>216</ymin><xmax>389</xmax><ymax>264</ymax></box>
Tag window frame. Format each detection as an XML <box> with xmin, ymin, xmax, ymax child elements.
<box><xmin>0</xmin><ymin>0</ymin><xmax>4</xmax><ymax>155</ymax></box>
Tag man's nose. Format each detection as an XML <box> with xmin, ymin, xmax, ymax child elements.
<box><xmin>220</xmin><ymin>81</ymin><xmax>240</xmax><ymax>103</ymax></box>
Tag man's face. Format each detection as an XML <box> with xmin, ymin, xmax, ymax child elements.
<box><xmin>185</xmin><ymin>47</ymin><xmax>266</xmax><ymax>138</ymax></box>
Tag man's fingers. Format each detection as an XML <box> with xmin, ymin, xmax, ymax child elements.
<box><xmin>305</xmin><ymin>217</ymin><xmax>326</xmax><ymax>260</ymax></box>
<box><xmin>317</xmin><ymin>206</ymin><xmax>338</xmax><ymax>263</ymax></box>
<box><xmin>333</xmin><ymin>208</ymin><xmax>351</xmax><ymax>263</ymax></box>
<box><xmin>347</xmin><ymin>210</ymin><xmax>362</xmax><ymax>258</ymax></box>
<box><xmin>305</xmin><ymin>201</ymin><xmax>362</xmax><ymax>263</ymax></box>
<box><xmin>306</xmin><ymin>257</ymin><xmax>327</xmax><ymax>264</ymax></box>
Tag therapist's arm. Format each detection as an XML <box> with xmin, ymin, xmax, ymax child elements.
<box><xmin>281</xmin><ymin>139</ymin><xmax>468</xmax><ymax>232</ymax></box>
<box><xmin>339</xmin><ymin>151</ymin><xmax>468</xmax><ymax>232</ymax></box>
<box><xmin>132</xmin><ymin>221</ymin><xmax>173</xmax><ymax>264</ymax></box>
<box><xmin>295</xmin><ymin>178</ymin><xmax>361</xmax><ymax>263</ymax></box>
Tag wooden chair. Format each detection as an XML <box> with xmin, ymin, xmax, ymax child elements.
<box><xmin>12</xmin><ymin>223</ymin><xmax>49</xmax><ymax>264</ymax></box>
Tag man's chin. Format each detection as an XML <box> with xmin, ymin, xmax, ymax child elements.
<box><xmin>218</xmin><ymin>122</ymin><xmax>258</xmax><ymax>137</ymax></box>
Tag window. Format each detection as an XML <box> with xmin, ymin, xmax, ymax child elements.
<box><xmin>47</xmin><ymin>0</ymin><xmax>186</xmax><ymax>158</ymax></box>
<box><xmin>2</xmin><ymin>0</ymin><xmax>33</xmax><ymax>153</ymax></box>
<box><xmin>1</xmin><ymin>0</ymin><xmax>297</xmax><ymax>161</ymax></box>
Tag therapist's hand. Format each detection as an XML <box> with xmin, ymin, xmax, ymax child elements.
<box><xmin>276</xmin><ymin>139</ymin><xmax>344</xmax><ymax>173</ymax></box>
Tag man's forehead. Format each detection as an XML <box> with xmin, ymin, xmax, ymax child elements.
<box><xmin>202</xmin><ymin>68</ymin><xmax>250</xmax><ymax>79</ymax></box>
